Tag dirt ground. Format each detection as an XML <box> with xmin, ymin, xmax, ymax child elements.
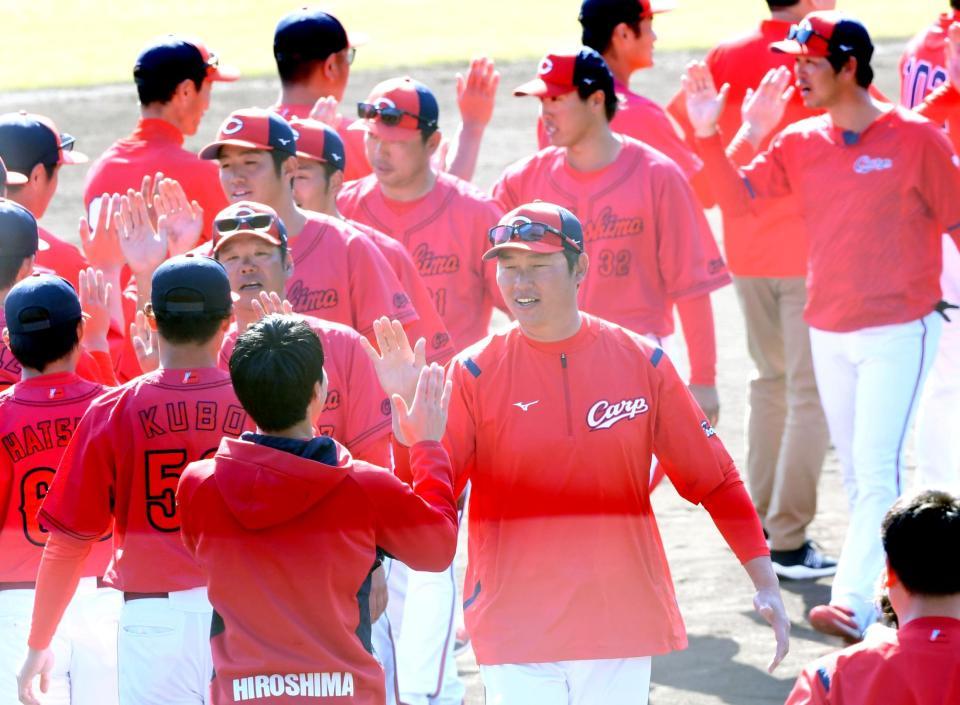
<box><xmin>1</xmin><ymin>40</ymin><xmax>912</xmax><ymax>704</ymax></box>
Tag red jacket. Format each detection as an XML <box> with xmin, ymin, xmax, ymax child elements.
<box><xmin>177</xmin><ymin>435</ymin><xmax>458</xmax><ymax>705</ymax></box>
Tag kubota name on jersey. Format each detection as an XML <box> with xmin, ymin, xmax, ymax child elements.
<box><xmin>587</xmin><ymin>397</ymin><xmax>649</xmax><ymax>430</ymax></box>
<box><xmin>232</xmin><ymin>672</ymin><xmax>354</xmax><ymax>701</ymax></box>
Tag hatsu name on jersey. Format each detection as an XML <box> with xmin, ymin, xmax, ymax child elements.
<box><xmin>286</xmin><ymin>280</ymin><xmax>339</xmax><ymax>311</ymax></box>
<box><xmin>138</xmin><ymin>401</ymin><xmax>247</xmax><ymax>439</ymax></box>
<box><xmin>582</xmin><ymin>207</ymin><xmax>644</xmax><ymax>242</ymax></box>
<box><xmin>587</xmin><ymin>396</ymin><xmax>650</xmax><ymax>431</ymax></box>
<box><xmin>2</xmin><ymin>416</ymin><xmax>81</xmax><ymax>462</ymax></box>
<box><xmin>232</xmin><ymin>672</ymin><xmax>354</xmax><ymax>701</ymax></box>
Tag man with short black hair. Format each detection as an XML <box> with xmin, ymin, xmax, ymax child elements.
<box><xmin>84</xmin><ymin>35</ymin><xmax>238</xmax><ymax>239</ymax></box>
<box><xmin>176</xmin><ymin>315</ymin><xmax>458</xmax><ymax>705</ymax></box>
<box><xmin>785</xmin><ymin>490</ymin><xmax>960</xmax><ymax>704</ymax></box>
<box><xmin>17</xmin><ymin>255</ymin><xmax>253</xmax><ymax>705</ymax></box>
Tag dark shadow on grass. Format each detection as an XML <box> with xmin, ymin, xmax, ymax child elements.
<box><xmin>650</xmin><ymin>634</ymin><xmax>795</xmax><ymax>704</ymax></box>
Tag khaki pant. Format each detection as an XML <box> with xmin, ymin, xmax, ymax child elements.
<box><xmin>734</xmin><ymin>276</ymin><xmax>829</xmax><ymax>551</ymax></box>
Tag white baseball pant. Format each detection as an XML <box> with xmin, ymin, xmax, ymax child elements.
<box><xmin>480</xmin><ymin>656</ymin><xmax>652</xmax><ymax>705</ymax></box>
<box><xmin>0</xmin><ymin>578</ymin><xmax>120</xmax><ymax>705</ymax></box>
<box><xmin>810</xmin><ymin>311</ymin><xmax>941</xmax><ymax>631</ymax></box>
<box><xmin>371</xmin><ymin>558</ymin><xmax>399</xmax><ymax>705</ymax></box>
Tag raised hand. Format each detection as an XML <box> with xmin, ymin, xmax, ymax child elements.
<box><xmin>359</xmin><ymin>316</ymin><xmax>427</xmax><ymax>408</ymax></box>
<box><xmin>308</xmin><ymin>95</ymin><xmax>340</xmax><ymax>125</ymax></box>
<box><xmin>682</xmin><ymin>60</ymin><xmax>729</xmax><ymax>138</ymax></box>
<box><xmin>391</xmin><ymin>363</ymin><xmax>453</xmax><ymax>445</ymax></box>
<box><xmin>139</xmin><ymin>171</ymin><xmax>164</xmax><ymax>229</ymax></box>
<box><xmin>740</xmin><ymin>66</ymin><xmax>795</xmax><ymax>146</ymax></box>
<box><xmin>947</xmin><ymin>22</ymin><xmax>960</xmax><ymax>87</ymax></box>
<box><xmin>456</xmin><ymin>57</ymin><xmax>499</xmax><ymax>129</ymax></box>
<box><xmin>117</xmin><ymin>190</ymin><xmax>166</xmax><ymax>277</ymax></box>
<box><xmin>154</xmin><ymin>178</ymin><xmax>203</xmax><ymax>257</ymax></box>
<box><xmin>79</xmin><ymin>193</ymin><xmax>125</xmax><ymax>271</ymax></box>
<box><xmin>130</xmin><ymin>309</ymin><xmax>159</xmax><ymax>374</ymax></box>
<box><xmin>78</xmin><ymin>267</ymin><xmax>112</xmax><ymax>353</ymax></box>
<box><xmin>251</xmin><ymin>291</ymin><xmax>294</xmax><ymax>320</ymax></box>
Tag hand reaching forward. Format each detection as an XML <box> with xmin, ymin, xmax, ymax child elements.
<box><xmin>308</xmin><ymin>95</ymin><xmax>340</xmax><ymax>125</ymax></box>
<box><xmin>130</xmin><ymin>309</ymin><xmax>159</xmax><ymax>374</ymax></box>
<box><xmin>251</xmin><ymin>291</ymin><xmax>294</xmax><ymax>320</ymax></box>
<box><xmin>79</xmin><ymin>193</ymin><xmax>125</xmax><ymax>271</ymax></box>
<box><xmin>359</xmin><ymin>316</ymin><xmax>427</xmax><ymax>407</ymax></box>
<box><xmin>392</xmin><ymin>363</ymin><xmax>452</xmax><ymax>445</ymax></box>
<box><xmin>457</xmin><ymin>57</ymin><xmax>499</xmax><ymax>129</ymax></box>
<box><xmin>117</xmin><ymin>191</ymin><xmax>166</xmax><ymax>277</ymax></box>
<box><xmin>78</xmin><ymin>267</ymin><xmax>112</xmax><ymax>353</ymax></box>
<box><xmin>741</xmin><ymin>66</ymin><xmax>795</xmax><ymax>146</ymax></box>
<box><xmin>155</xmin><ymin>178</ymin><xmax>203</xmax><ymax>257</ymax></box>
<box><xmin>682</xmin><ymin>60</ymin><xmax>729</xmax><ymax>138</ymax></box>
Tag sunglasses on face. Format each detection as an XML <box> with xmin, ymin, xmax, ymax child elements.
<box><xmin>215</xmin><ymin>212</ymin><xmax>276</xmax><ymax>234</ymax></box>
<box><xmin>356</xmin><ymin>102</ymin><xmax>438</xmax><ymax>130</ymax></box>
<box><xmin>488</xmin><ymin>221</ymin><xmax>583</xmax><ymax>254</ymax></box>
<box><xmin>788</xmin><ymin>22</ymin><xmax>830</xmax><ymax>46</ymax></box>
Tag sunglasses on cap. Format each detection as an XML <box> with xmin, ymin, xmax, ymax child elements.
<box><xmin>214</xmin><ymin>212</ymin><xmax>276</xmax><ymax>234</ymax></box>
<box><xmin>357</xmin><ymin>102</ymin><xmax>438</xmax><ymax>130</ymax></box>
<box><xmin>787</xmin><ymin>21</ymin><xmax>830</xmax><ymax>47</ymax></box>
<box><xmin>488</xmin><ymin>221</ymin><xmax>583</xmax><ymax>254</ymax></box>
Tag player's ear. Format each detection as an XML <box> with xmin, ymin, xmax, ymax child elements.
<box><xmin>28</xmin><ymin>162</ymin><xmax>47</xmax><ymax>187</ymax></box>
<box><xmin>425</xmin><ymin>130</ymin><xmax>442</xmax><ymax>157</ymax></box>
<box><xmin>322</xmin><ymin>52</ymin><xmax>341</xmax><ymax>81</ymax></box>
<box><xmin>327</xmin><ymin>170</ymin><xmax>344</xmax><ymax>197</ymax></box>
<box><xmin>143</xmin><ymin>303</ymin><xmax>159</xmax><ymax>331</ymax></box>
<box><xmin>884</xmin><ymin>559</ymin><xmax>900</xmax><ymax>589</ymax></box>
<box><xmin>574</xmin><ymin>252</ymin><xmax>589</xmax><ymax>287</ymax></box>
<box><xmin>174</xmin><ymin>77</ymin><xmax>196</xmax><ymax>101</ymax></box>
<box><xmin>281</xmin><ymin>155</ymin><xmax>299</xmax><ymax>181</ymax></box>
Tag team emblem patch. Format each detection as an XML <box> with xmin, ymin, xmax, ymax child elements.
<box><xmin>538</xmin><ymin>57</ymin><xmax>554</xmax><ymax>75</ymax></box>
<box><xmin>587</xmin><ymin>397</ymin><xmax>649</xmax><ymax>431</ymax></box>
<box><xmin>701</xmin><ymin>420</ymin><xmax>716</xmax><ymax>438</ymax></box>
<box><xmin>222</xmin><ymin>117</ymin><xmax>244</xmax><ymax>135</ymax></box>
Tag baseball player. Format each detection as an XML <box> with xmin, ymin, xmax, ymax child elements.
<box><xmin>199</xmin><ymin>108</ymin><xmax>419</xmax><ymax>344</ymax></box>
<box><xmin>663</xmin><ymin>1</ymin><xmax>836</xmax><ymax>578</ymax></box>
<box><xmin>17</xmin><ymin>255</ymin><xmax>252</xmax><ymax>705</ymax></box>
<box><xmin>902</xmin><ymin>8</ymin><xmax>960</xmax><ymax>494</ymax></box>
<box><xmin>785</xmin><ymin>490</ymin><xmax>960</xmax><ymax>704</ymax></box>
<box><xmin>337</xmin><ymin>76</ymin><xmax>504</xmax><ymax>352</ymax></box>
<box><xmin>684</xmin><ymin>11</ymin><xmax>960</xmax><ymax>639</ymax></box>
<box><xmin>363</xmin><ymin>201</ymin><xmax>789</xmax><ymax>705</ymax></box>
<box><xmin>1</xmin><ymin>273</ymin><xmax>119</xmax><ymax>705</ymax></box>
<box><xmin>176</xmin><ymin>315</ymin><xmax>458</xmax><ymax>705</ymax></box>
<box><xmin>271</xmin><ymin>8</ymin><xmax>498</xmax><ymax>183</ymax></box>
<box><xmin>289</xmin><ymin>117</ymin><xmax>456</xmax><ymax>364</ymax></box>
<box><xmin>84</xmin><ymin>35</ymin><xmax>238</xmax><ymax>239</ymax></box>
<box><xmin>494</xmin><ymin>48</ymin><xmax>729</xmax><ymax>422</ymax></box>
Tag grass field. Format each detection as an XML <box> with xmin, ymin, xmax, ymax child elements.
<box><xmin>0</xmin><ymin>0</ymin><xmax>945</xmax><ymax>90</ymax></box>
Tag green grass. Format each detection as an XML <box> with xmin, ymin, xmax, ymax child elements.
<box><xmin>0</xmin><ymin>0</ymin><xmax>944</xmax><ymax>91</ymax></box>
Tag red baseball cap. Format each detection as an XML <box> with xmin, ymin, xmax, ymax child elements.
<box><xmin>199</xmin><ymin>109</ymin><xmax>298</xmax><ymax>160</ymax></box>
<box><xmin>770</xmin><ymin>11</ymin><xmax>873</xmax><ymax>61</ymax></box>
<box><xmin>288</xmin><ymin>118</ymin><xmax>346</xmax><ymax>170</ymax></box>
<box><xmin>211</xmin><ymin>201</ymin><xmax>288</xmax><ymax>254</ymax></box>
<box><xmin>483</xmin><ymin>201</ymin><xmax>585</xmax><ymax>261</ymax></box>
<box><xmin>351</xmin><ymin>77</ymin><xmax>439</xmax><ymax>141</ymax></box>
<box><xmin>513</xmin><ymin>48</ymin><xmax>614</xmax><ymax>98</ymax></box>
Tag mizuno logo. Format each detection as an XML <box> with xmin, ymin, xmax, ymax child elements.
<box><xmin>513</xmin><ymin>400</ymin><xmax>539</xmax><ymax>412</ymax></box>
<box><xmin>332</xmin><ymin>154</ymin><xmax>342</xmax><ymax>162</ymax></box>
<box><xmin>277</xmin><ymin>138</ymin><xmax>291</xmax><ymax>145</ymax></box>
<box><xmin>587</xmin><ymin>397</ymin><xmax>649</xmax><ymax>430</ymax></box>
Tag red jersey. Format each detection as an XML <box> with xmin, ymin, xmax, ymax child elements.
<box><xmin>178</xmin><ymin>436</ymin><xmax>458</xmax><ymax>705</ymax></box>
<box><xmin>38</xmin><ymin>367</ymin><xmax>251</xmax><ymax>592</ymax></box>
<box><xmin>0</xmin><ymin>373</ymin><xmax>111</xmax><ymax>582</ymax></box>
<box><xmin>785</xmin><ymin>617</ymin><xmax>960</xmax><ymax>705</ymax></box>
<box><xmin>35</xmin><ymin>226</ymin><xmax>88</xmax><ymax>290</ymax></box>
<box><xmin>84</xmin><ymin>118</ymin><xmax>228</xmax><ymax>240</ymax></box>
<box><xmin>274</xmin><ymin>104</ymin><xmax>372</xmax><ymax>183</ymax></box>
<box><xmin>435</xmin><ymin>314</ymin><xmax>753</xmax><ymax>664</ymax></box>
<box><xmin>698</xmin><ymin>107</ymin><xmax>960</xmax><ymax>331</ymax></box>
<box><xmin>667</xmin><ymin>19</ymin><xmax>817</xmax><ymax>277</ymax></box>
<box><xmin>219</xmin><ymin>316</ymin><xmax>391</xmax><ymax>467</ymax></box>
<box><xmin>900</xmin><ymin>10</ymin><xmax>960</xmax><ymax>153</ymax></box>
<box><xmin>347</xmin><ymin>219</ymin><xmax>456</xmax><ymax>364</ymax></box>
<box><xmin>284</xmin><ymin>214</ymin><xmax>418</xmax><ymax>341</ymax></box>
<box><xmin>338</xmin><ymin>173</ymin><xmax>503</xmax><ymax>349</ymax></box>
<box><xmin>492</xmin><ymin>139</ymin><xmax>729</xmax><ymax>338</ymax></box>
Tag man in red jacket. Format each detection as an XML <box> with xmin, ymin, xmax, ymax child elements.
<box><xmin>363</xmin><ymin>201</ymin><xmax>789</xmax><ymax>705</ymax></box>
<box><xmin>177</xmin><ymin>315</ymin><xmax>458</xmax><ymax>705</ymax></box>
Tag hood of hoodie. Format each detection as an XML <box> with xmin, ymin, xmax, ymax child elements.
<box><xmin>923</xmin><ymin>11</ymin><xmax>960</xmax><ymax>53</ymax></box>
<box><xmin>211</xmin><ymin>433</ymin><xmax>352</xmax><ymax>530</ymax></box>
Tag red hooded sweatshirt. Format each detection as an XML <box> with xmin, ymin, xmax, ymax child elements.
<box><xmin>177</xmin><ymin>434</ymin><xmax>458</xmax><ymax>705</ymax></box>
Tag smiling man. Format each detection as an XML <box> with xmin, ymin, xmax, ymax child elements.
<box><xmin>364</xmin><ymin>200</ymin><xmax>789</xmax><ymax>705</ymax></box>
<box><xmin>686</xmin><ymin>11</ymin><xmax>960</xmax><ymax>640</ymax></box>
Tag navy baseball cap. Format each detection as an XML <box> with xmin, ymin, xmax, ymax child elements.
<box><xmin>0</xmin><ymin>156</ymin><xmax>27</xmax><ymax>189</ymax></box>
<box><xmin>514</xmin><ymin>48</ymin><xmax>614</xmax><ymax>99</ymax></box>
<box><xmin>771</xmin><ymin>11</ymin><xmax>873</xmax><ymax>64</ymax></box>
<box><xmin>0</xmin><ymin>112</ymin><xmax>88</xmax><ymax>177</ymax></box>
<box><xmin>135</xmin><ymin>35</ymin><xmax>239</xmax><ymax>85</ymax></box>
<box><xmin>5</xmin><ymin>274</ymin><xmax>82</xmax><ymax>334</ymax></box>
<box><xmin>199</xmin><ymin>109</ymin><xmax>297</xmax><ymax>160</ymax></box>
<box><xmin>274</xmin><ymin>9</ymin><xmax>367</xmax><ymax>64</ymax></box>
<box><xmin>151</xmin><ymin>254</ymin><xmax>232</xmax><ymax>315</ymax></box>
<box><xmin>0</xmin><ymin>200</ymin><xmax>40</xmax><ymax>258</ymax></box>
<box><xmin>289</xmin><ymin>118</ymin><xmax>345</xmax><ymax>169</ymax></box>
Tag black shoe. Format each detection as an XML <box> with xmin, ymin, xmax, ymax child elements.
<box><xmin>771</xmin><ymin>540</ymin><xmax>837</xmax><ymax>580</ymax></box>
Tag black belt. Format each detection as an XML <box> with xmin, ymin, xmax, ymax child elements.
<box><xmin>123</xmin><ymin>591</ymin><xmax>170</xmax><ymax>602</ymax></box>
<box><xmin>0</xmin><ymin>577</ymin><xmax>109</xmax><ymax>591</ymax></box>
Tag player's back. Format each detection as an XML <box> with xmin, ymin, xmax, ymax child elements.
<box><xmin>39</xmin><ymin>367</ymin><xmax>250</xmax><ymax>592</ymax></box>
<box><xmin>0</xmin><ymin>372</ymin><xmax>111</xmax><ymax>582</ymax></box>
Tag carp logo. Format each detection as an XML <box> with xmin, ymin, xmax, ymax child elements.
<box><xmin>701</xmin><ymin>420</ymin><xmax>716</xmax><ymax>438</ymax></box>
<box><xmin>393</xmin><ymin>293</ymin><xmax>410</xmax><ymax>310</ymax></box>
<box><xmin>432</xmin><ymin>332</ymin><xmax>450</xmax><ymax>350</ymax></box>
<box><xmin>853</xmin><ymin>156</ymin><xmax>892</xmax><ymax>174</ymax></box>
<box><xmin>586</xmin><ymin>396</ymin><xmax>649</xmax><ymax>431</ymax></box>
<box><xmin>221</xmin><ymin>117</ymin><xmax>244</xmax><ymax>135</ymax></box>
<box><xmin>374</xmin><ymin>97</ymin><xmax>398</xmax><ymax>110</ymax></box>
<box><xmin>538</xmin><ymin>58</ymin><xmax>554</xmax><ymax>76</ymax></box>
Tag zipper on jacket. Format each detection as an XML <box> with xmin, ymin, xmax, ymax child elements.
<box><xmin>560</xmin><ymin>353</ymin><xmax>573</xmax><ymax>437</ymax></box>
